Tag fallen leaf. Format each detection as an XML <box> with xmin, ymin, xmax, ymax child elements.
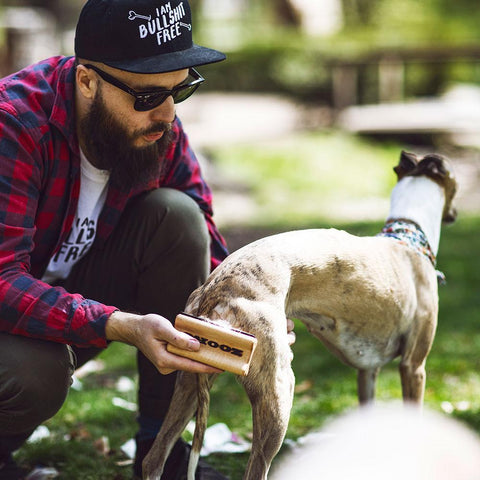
<box><xmin>93</xmin><ymin>436</ymin><xmax>110</xmax><ymax>456</ymax></box>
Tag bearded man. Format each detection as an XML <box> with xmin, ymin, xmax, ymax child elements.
<box><xmin>0</xmin><ymin>0</ymin><xmax>230</xmax><ymax>478</ymax></box>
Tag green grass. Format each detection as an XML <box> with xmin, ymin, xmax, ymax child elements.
<box><xmin>14</xmin><ymin>131</ymin><xmax>480</xmax><ymax>479</ymax></box>
<box><xmin>210</xmin><ymin>130</ymin><xmax>402</xmax><ymax>225</ymax></box>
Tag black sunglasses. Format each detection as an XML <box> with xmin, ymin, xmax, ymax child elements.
<box><xmin>81</xmin><ymin>64</ymin><xmax>205</xmax><ymax>111</ymax></box>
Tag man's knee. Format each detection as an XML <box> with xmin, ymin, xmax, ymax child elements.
<box><xmin>131</xmin><ymin>188</ymin><xmax>210</xmax><ymax>271</ymax></box>
<box><xmin>0</xmin><ymin>335</ymin><xmax>74</xmax><ymax>435</ymax></box>
<box><xmin>139</xmin><ymin>188</ymin><xmax>209</xmax><ymax>253</ymax></box>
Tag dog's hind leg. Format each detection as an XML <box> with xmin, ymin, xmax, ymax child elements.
<box><xmin>142</xmin><ymin>371</ymin><xmax>200</xmax><ymax>480</ymax></box>
<box><xmin>357</xmin><ymin>367</ymin><xmax>380</xmax><ymax>405</ymax></box>
<box><xmin>241</xmin><ymin>363</ymin><xmax>295</xmax><ymax>480</ymax></box>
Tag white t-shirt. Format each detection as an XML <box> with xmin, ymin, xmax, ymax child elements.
<box><xmin>42</xmin><ymin>151</ymin><xmax>110</xmax><ymax>283</ymax></box>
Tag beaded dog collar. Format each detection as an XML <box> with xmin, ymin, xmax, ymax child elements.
<box><xmin>378</xmin><ymin>219</ymin><xmax>436</xmax><ymax>267</ymax></box>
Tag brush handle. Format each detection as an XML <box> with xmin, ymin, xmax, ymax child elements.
<box><xmin>167</xmin><ymin>313</ymin><xmax>257</xmax><ymax>376</ymax></box>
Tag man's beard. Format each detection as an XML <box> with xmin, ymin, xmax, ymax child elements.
<box><xmin>79</xmin><ymin>90</ymin><xmax>173</xmax><ymax>190</ymax></box>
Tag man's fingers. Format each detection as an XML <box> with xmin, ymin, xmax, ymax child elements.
<box><xmin>159</xmin><ymin>366</ymin><xmax>176</xmax><ymax>375</ymax></box>
<box><xmin>160</xmin><ymin>322</ymin><xmax>201</xmax><ymax>352</ymax></box>
<box><xmin>158</xmin><ymin>349</ymin><xmax>223</xmax><ymax>375</ymax></box>
<box><xmin>149</xmin><ymin>321</ymin><xmax>223</xmax><ymax>374</ymax></box>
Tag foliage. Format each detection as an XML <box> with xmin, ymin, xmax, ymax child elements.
<box><xmin>195</xmin><ymin>0</ymin><xmax>480</xmax><ymax>104</ymax></box>
<box><xmin>200</xmin><ymin>38</ymin><xmax>480</xmax><ymax>104</ymax></box>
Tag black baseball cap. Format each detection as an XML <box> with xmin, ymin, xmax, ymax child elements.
<box><xmin>74</xmin><ymin>0</ymin><xmax>226</xmax><ymax>74</ymax></box>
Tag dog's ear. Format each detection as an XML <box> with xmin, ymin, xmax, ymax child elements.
<box><xmin>416</xmin><ymin>154</ymin><xmax>458</xmax><ymax>223</ymax></box>
<box><xmin>394</xmin><ymin>151</ymin><xmax>418</xmax><ymax>180</ymax></box>
<box><xmin>416</xmin><ymin>154</ymin><xmax>449</xmax><ymax>182</ymax></box>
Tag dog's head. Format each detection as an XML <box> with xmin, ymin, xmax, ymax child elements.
<box><xmin>394</xmin><ymin>151</ymin><xmax>458</xmax><ymax>223</ymax></box>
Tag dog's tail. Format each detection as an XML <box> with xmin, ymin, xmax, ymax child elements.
<box><xmin>188</xmin><ymin>373</ymin><xmax>212</xmax><ymax>480</ymax></box>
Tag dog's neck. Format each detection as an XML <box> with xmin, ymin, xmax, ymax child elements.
<box><xmin>386</xmin><ymin>176</ymin><xmax>445</xmax><ymax>256</ymax></box>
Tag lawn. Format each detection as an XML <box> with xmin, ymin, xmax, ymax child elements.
<box><xmin>209</xmin><ymin>130</ymin><xmax>402</xmax><ymax>226</ymax></box>
<box><xmin>15</xmin><ymin>132</ymin><xmax>480</xmax><ymax>479</ymax></box>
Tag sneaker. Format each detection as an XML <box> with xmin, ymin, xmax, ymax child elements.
<box><xmin>0</xmin><ymin>455</ymin><xmax>28</xmax><ymax>480</ymax></box>
<box><xmin>133</xmin><ymin>437</ymin><xmax>228</xmax><ymax>480</ymax></box>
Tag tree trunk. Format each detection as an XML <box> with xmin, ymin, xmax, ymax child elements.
<box><xmin>271</xmin><ymin>0</ymin><xmax>301</xmax><ymax>27</ymax></box>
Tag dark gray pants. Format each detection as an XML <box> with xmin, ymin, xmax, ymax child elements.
<box><xmin>0</xmin><ymin>188</ymin><xmax>210</xmax><ymax>455</ymax></box>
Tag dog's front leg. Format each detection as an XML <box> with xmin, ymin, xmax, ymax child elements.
<box><xmin>399</xmin><ymin>360</ymin><xmax>426</xmax><ymax>405</ymax></box>
<box><xmin>142</xmin><ymin>372</ymin><xmax>199</xmax><ymax>479</ymax></box>
<box><xmin>399</xmin><ymin>312</ymin><xmax>437</xmax><ymax>405</ymax></box>
<box><xmin>357</xmin><ymin>367</ymin><xmax>380</xmax><ymax>404</ymax></box>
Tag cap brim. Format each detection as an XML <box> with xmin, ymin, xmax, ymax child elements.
<box><xmin>103</xmin><ymin>44</ymin><xmax>226</xmax><ymax>74</ymax></box>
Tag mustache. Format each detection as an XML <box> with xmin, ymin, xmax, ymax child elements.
<box><xmin>138</xmin><ymin>122</ymin><xmax>172</xmax><ymax>137</ymax></box>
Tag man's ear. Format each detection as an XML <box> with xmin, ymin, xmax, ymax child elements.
<box><xmin>76</xmin><ymin>64</ymin><xmax>97</xmax><ymax>100</ymax></box>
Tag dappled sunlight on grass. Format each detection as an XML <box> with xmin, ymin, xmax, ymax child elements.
<box><xmin>212</xmin><ymin>131</ymin><xmax>401</xmax><ymax>224</ymax></box>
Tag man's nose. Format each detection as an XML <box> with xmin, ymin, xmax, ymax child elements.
<box><xmin>149</xmin><ymin>95</ymin><xmax>175</xmax><ymax>123</ymax></box>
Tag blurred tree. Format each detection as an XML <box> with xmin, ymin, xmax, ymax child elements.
<box><xmin>433</xmin><ymin>0</ymin><xmax>480</xmax><ymax>25</ymax></box>
<box><xmin>270</xmin><ymin>0</ymin><xmax>301</xmax><ymax>27</ymax></box>
<box><xmin>341</xmin><ymin>0</ymin><xmax>376</xmax><ymax>26</ymax></box>
<box><xmin>189</xmin><ymin>0</ymin><xmax>203</xmax><ymax>29</ymax></box>
<box><xmin>3</xmin><ymin>0</ymin><xmax>83</xmax><ymax>30</ymax></box>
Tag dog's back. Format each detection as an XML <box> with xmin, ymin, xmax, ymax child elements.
<box><xmin>189</xmin><ymin>228</ymin><xmax>438</xmax><ymax>372</ymax></box>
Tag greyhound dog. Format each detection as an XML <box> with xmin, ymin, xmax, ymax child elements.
<box><xmin>143</xmin><ymin>151</ymin><xmax>458</xmax><ymax>480</ymax></box>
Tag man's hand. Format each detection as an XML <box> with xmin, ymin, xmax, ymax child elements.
<box><xmin>105</xmin><ymin>311</ymin><xmax>223</xmax><ymax>375</ymax></box>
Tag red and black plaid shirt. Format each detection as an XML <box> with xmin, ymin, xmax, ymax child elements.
<box><xmin>0</xmin><ymin>56</ymin><xmax>228</xmax><ymax>348</ymax></box>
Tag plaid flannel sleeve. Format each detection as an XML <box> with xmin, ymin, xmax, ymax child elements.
<box><xmin>162</xmin><ymin>117</ymin><xmax>229</xmax><ymax>269</ymax></box>
<box><xmin>0</xmin><ymin>107</ymin><xmax>116</xmax><ymax>348</ymax></box>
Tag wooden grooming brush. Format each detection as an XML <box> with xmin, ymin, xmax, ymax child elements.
<box><xmin>167</xmin><ymin>313</ymin><xmax>257</xmax><ymax>376</ymax></box>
